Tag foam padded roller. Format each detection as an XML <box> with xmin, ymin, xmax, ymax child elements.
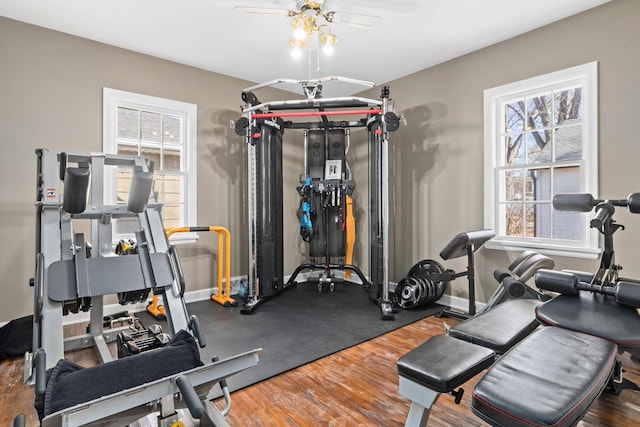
<box><xmin>628</xmin><ymin>193</ymin><xmax>640</xmax><ymax>213</ymax></box>
<box><xmin>439</xmin><ymin>229</ymin><xmax>494</xmax><ymax>260</ymax></box>
<box><xmin>535</xmin><ymin>269</ymin><xmax>578</xmax><ymax>295</ymax></box>
<box><xmin>553</xmin><ymin>193</ymin><xmax>594</xmax><ymax>212</ymax></box>
<box><xmin>62</xmin><ymin>167</ymin><xmax>89</xmax><ymax>214</ymax></box>
<box><xmin>616</xmin><ymin>281</ymin><xmax>640</xmax><ymax>308</ymax></box>
<box><xmin>128</xmin><ymin>170</ymin><xmax>153</xmax><ymax>213</ymax></box>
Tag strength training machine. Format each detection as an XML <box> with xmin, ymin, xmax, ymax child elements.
<box><xmin>25</xmin><ymin>148</ymin><xmax>260</xmax><ymax>426</ymax></box>
<box><xmin>234</xmin><ymin>76</ymin><xmax>402</xmax><ymax>319</ymax></box>
<box><xmin>396</xmin><ymin>192</ymin><xmax>640</xmax><ymax>426</ymax></box>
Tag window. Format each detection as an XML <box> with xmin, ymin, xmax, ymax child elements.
<box><xmin>484</xmin><ymin>62</ymin><xmax>598</xmax><ymax>258</ymax></box>
<box><xmin>103</xmin><ymin>88</ymin><xmax>197</xmax><ymax>240</ymax></box>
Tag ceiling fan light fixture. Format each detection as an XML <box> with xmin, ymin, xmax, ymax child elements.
<box><xmin>320</xmin><ymin>33</ymin><xmax>337</xmax><ymax>46</ymax></box>
<box><xmin>322</xmin><ymin>43</ymin><xmax>334</xmax><ymax>55</ymax></box>
<box><xmin>289</xmin><ymin>38</ymin><xmax>305</xmax><ymax>49</ymax></box>
<box><xmin>291</xmin><ymin>16</ymin><xmax>305</xmax><ymax>29</ymax></box>
<box><xmin>293</xmin><ymin>27</ymin><xmax>307</xmax><ymax>41</ymax></box>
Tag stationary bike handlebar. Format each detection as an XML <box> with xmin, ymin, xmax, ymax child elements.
<box><xmin>535</xmin><ymin>269</ymin><xmax>640</xmax><ymax>309</ymax></box>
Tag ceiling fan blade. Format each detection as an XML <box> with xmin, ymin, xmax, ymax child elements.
<box><xmin>332</xmin><ymin>11</ymin><xmax>382</xmax><ymax>28</ymax></box>
<box><xmin>233</xmin><ymin>6</ymin><xmax>290</xmax><ymax>16</ymax></box>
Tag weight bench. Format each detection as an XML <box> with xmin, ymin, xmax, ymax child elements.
<box><xmin>472</xmin><ymin>326</ymin><xmax>617</xmax><ymax>427</ymax></box>
<box><xmin>397</xmin><ymin>298</ymin><xmax>542</xmax><ymax>426</ymax></box>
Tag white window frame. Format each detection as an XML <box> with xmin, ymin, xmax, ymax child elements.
<box><xmin>103</xmin><ymin>87</ymin><xmax>197</xmax><ymax>243</ymax></box>
<box><xmin>483</xmin><ymin>62</ymin><xmax>599</xmax><ymax>259</ymax></box>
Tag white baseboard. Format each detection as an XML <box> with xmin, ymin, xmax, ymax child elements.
<box><xmin>436</xmin><ymin>294</ymin><xmax>486</xmax><ymax>314</ymax></box>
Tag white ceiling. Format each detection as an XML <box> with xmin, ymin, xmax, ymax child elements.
<box><xmin>0</xmin><ymin>0</ymin><xmax>610</xmax><ymax>97</ymax></box>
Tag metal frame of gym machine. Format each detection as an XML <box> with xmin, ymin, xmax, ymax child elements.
<box><xmin>27</xmin><ymin>148</ymin><xmax>260</xmax><ymax>426</ymax></box>
<box><xmin>236</xmin><ymin>76</ymin><xmax>400</xmax><ymax>320</ymax></box>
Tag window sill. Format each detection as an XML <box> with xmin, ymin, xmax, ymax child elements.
<box><xmin>484</xmin><ymin>238</ymin><xmax>600</xmax><ymax>260</ymax></box>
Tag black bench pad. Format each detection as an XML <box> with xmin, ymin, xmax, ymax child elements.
<box><xmin>536</xmin><ymin>293</ymin><xmax>640</xmax><ymax>352</ymax></box>
<box><xmin>397</xmin><ymin>334</ymin><xmax>495</xmax><ymax>393</ymax></box>
<box><xmin>449</xmin><ymin>299</ymin><xmax>541</xmax><ymax>354</ymax></box>
<box><xmin>472</xmin><ymin>327</ymin><xmax>617</xmax><ymax>427</ymax></box>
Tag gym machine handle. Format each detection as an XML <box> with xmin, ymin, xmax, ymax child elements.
<box><xmin>175</xmin><ymin>375</ymin><xmax>204</xmax><ymax>419</ymax></box>
<box><xmin>34</xmin><ymin>348</ymin><xmax>46</xmax><ymax>397</ymax></box>
<box><xmin>535</xmin><ymin>269</ymin><xmax>640</xmax><ymax>308</ymax></box>
<box><xmin>12</xmin><ymin>415</ymin><xmax>25</xmax><ymax>427</ymax></box>
<box><xmin>190</xmin><ymin>315</ymin><xmax>206</xmax><ymax>348</ymax></box>
<box><xmin>553</xmin><ymin>193</ymin><xmax>640</xmax><ymax>213</ymax></box>
<box><xmin>590</xmin><ymin>202</ymin><xmax>615</xmax><ymax>230</ymax></box>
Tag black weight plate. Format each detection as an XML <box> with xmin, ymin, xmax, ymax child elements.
<box><xmin>396</xmin><ymin>277</ymin><xmax>422</xmax><ymax>309</ymax></box>
<box><xmin>408</xmin><ymin>259</ymin><xmax>446</xmax><ymax>280</ymax></box>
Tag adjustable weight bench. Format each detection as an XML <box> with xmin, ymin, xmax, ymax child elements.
<box><xmin>397</xmin><ymin>297</ymin><xmax>619</xmax><ymax>427</ymax></box>
<box><xmin>471</xmin><ymin>327</ymin><xmax>617</xmax><ymax>427</ymax></box>
<box><xmin>397</xmin><ymin>298</ymin><xmax>542</xmax><ymax>426</ymax></box>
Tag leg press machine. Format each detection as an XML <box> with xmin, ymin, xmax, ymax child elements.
<box><xmin>23</xmin><ymin>148</ymin><xmax>260</xmax><ymax>426</ymax></box>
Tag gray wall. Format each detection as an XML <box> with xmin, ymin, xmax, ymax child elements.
<box><xmin>367</xmin><ymin>0</ymin><xmax>640</xmax><ymax>302</ymax></box>
<box><xmin>0</xmin><ymin>16</ymin><xmax>295</xmax><ymax>321</ymax></box>
<box><xmin>1</xmin><ymin>0</ymin><xmax>639</xmax><ymax>322</ymax></box>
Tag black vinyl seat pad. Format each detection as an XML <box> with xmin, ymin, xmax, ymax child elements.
<box><xmin>536</xmin><ymin>293</ymin><xmax>640</xmax><ymax>350</ymax></box>
<box><xmin>472</xmin><ymin>327</ymin><xmax>617</xmax><ymax>427</ymax></box>
<box><xmin>449</xmin><ymin>299</ymin><xmax>541</xmax><ymax>354</ymax></box>
<box><xmin>397</xmin><ymin>334</ymin><xmax>495</xmax><ymax>393</ymax></box>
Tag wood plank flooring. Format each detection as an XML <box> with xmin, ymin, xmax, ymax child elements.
<box><xmin>2</xmin><ymin>315</ymin><xmax>640</xmax><ymax>426</ymax></box>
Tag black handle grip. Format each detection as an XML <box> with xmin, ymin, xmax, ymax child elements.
<box><xmin>615</xmin><ymin>281</ymin><xmax>640</xmax><ymax>308</ymax></box>
<box><xmin>628</xmin><ymin>193</ymin><xmax>640</xmax><ymax>213</ymax></box>
<box><xmin>553</xmin><ymin>193</ymin><xmax>595</xmax><ymax>212</ymax></box>
<box><xmin>176</xmin><ymin>375</ymin><xmax>204</xmax><ymax>419</ymax></box>
<box><xmin>59</xmin><ymin>152</ymin><xmax>67</xmax><ymax>181</ymax></box>
<box><xmin>12</xmin><ymin>415</ymin><xmax>25</xmax><ymax>427</ymax></box>
<box><xmin>590</xmin><ymin>202</ymin><xmax>615</xmax><ymax>229</ymax></box>
<box><xmin>190</xmin><ymin>315</ymin><xmax>206</xmax><ymax>348</ymax></box>
<box><xmin>35</xmin><ymin>348</ymin><xmax>46</xmax><ymax>397</ymax></box>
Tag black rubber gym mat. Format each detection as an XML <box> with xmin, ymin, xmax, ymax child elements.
<box><xmin>137</xmin><ymin>283</ymin><xmax>442</xmax><ymax>396</ymax></box>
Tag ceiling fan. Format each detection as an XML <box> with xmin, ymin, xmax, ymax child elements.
<box><xmin>234</xmin><ymin>1</ymin><xmax>381</xmax><ymax>55</ymax></box>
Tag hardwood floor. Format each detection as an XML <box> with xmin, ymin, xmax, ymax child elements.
<box><xmin>2</xmin><ymin>315</ymin><xmax>640</xmax><ymax>426</ymax></box>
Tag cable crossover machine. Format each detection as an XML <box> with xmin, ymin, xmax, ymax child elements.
<box><xmin>233</xmin><ymin>76</ymin><xmax>402</xmax><ymax>319</ymax></box>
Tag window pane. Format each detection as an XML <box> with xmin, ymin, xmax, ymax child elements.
<box><xmin>554</xmin><ymin>125</ymin><xmax>582</xmax><ymax>162</ymax></box>
<box><xmin>153</xmin><ymin>174</ymin><xmax>183</xmax><ymax>204</ymax></box>
<box><xmin>500</xmin><ymin>169</ymin><xmax>525</xmax><ymax>202</ymax></box>
<box><xmin>529</xmin><ymin>168</ymin><xmax>551</xmax><ymax>202</ymax></box>
<box><xmin>525</xmin><ymin>130</ymin><xmax>551</xmax><ymax>164</ymax></box>
<box><xmin>528</xmin><ymin>202</ymin><xmax>551</xmax><ymax>238</ymax></box>
<box><xmin>555</xmin><ymin>86</ymin><xmax>582</xmax><ymax>125</ymax></box>
<box><xmin>163</xmin><ymin>205</ymin><xmax>182</xmax><ymax>229</ymax></box>
<box><xmin>116</xmin><ymin>171</ymin><xmax>131</xmax><ymax>204</ymax></box>
<box><xmin>552</xmin><ymin>165</ymin><xmax>581</xmax><ymax>194</ymax></box>
<box><xmin>504</xmin><ymin>100</ymin><xmax>525</xmax><ymax>133</ymax></box>
<box><xmin>526</xmin><ymin>94</ymin><xmax>552</xmax><ymax>130</ymax></box>
<box><xmin>141</xmin><ymin>111</ymin><xmax>162</xmax><ymax>142</ymax></box>
<box><xmin>164</xmin><ymin>175</ymin><xmax>183</xmax><ymax>204</ymax></box>
<box><xmin>117</xmin><ymin>107</ymin><xmax>139</xmax><ymax>139</ymax></box>
<box><xmin>141</xmin><ymin>146</ymin><xmax>161</xmax><ymax>169</ymax></box>
<box><xmin>163</xmin><ymin>148</ymin><xmax>181</xmax><ymax>172</ymax></box>
<box><xmin>117</xmin><ymin>145</ymin><xmax>138</xmax><ymax>157</ymax></box>
<box><xmin>163</xmin><ymin>115</ymin><xmax>182</xmax><ymax>143</ymax></box>
<box><xmin>504</xmin><ymin>203</ymin><xmax>524</xmax><ymax>237</ymax></box>
<box><xmin>553</xmin><ymin>210</ymin><xmax>582</xmax><ymax>240</ymax></box>
<box><xmin>505</xmin><ymin>133</ymin><xmax>524</xmax><ymax>166</ymax></box>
